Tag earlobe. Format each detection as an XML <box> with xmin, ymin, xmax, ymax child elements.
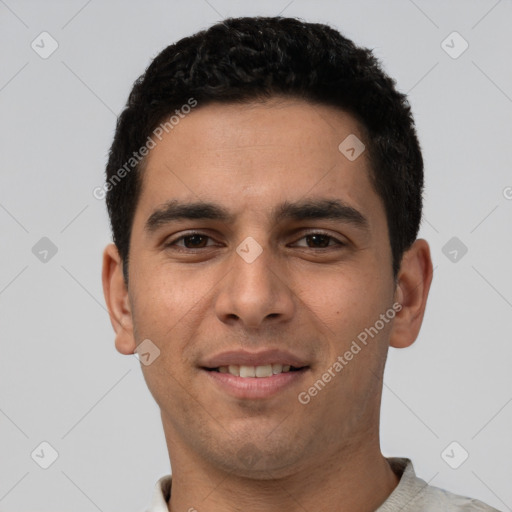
<box><xmin>101</xmin><ymin>243</ymin><xmax>136</xmax><ymax>355</ymax></box>
<box><xmin>389</xmin><ymin>239</ymin><xmax>433</xmax><ymax>349</ymax></box>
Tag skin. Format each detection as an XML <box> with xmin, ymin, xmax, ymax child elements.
<box><xmin>103</xmin><ymin>98</ymin><xmax>433</xmax><ymax>512</ymax></box>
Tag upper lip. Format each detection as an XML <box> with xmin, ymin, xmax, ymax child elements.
<box><xmin>201</xmin><ymin>349</ymin><xmax>309</xmax><ymax>369</ymax></box>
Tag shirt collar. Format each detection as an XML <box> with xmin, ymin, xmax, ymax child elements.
<box><xmin>144</xmin><ymin>458</ymin><xmax>414</xmax><ymax>512</ymax></box>
<box><xmin>144</xmin><ymin>474</ymin><xmax>172</xmax><ymax>512</ymax></box>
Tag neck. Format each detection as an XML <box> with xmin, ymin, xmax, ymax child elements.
<box><xmin>165</xmin><ymin>430</ymin><xmax>399</xmax><ymax>512</ymax></box>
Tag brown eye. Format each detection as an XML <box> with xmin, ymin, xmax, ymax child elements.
<box><xmin>291</xmin><ymin>231</ymin><xmax>347</xmax><ymax>253</ymax></box>
<box><xmin>165</xmin><ymin>232</ymin><xmax>218</xmax><ymax>250</ymax></box>
<box><xmin>179</xmin><ymin>234</ymin><xmax>209</xmax><ymax>248</ymax></box>
<box><xmin>305</xmin><ymin>234</ymin><xmax>332</xmax><ymax>248</ymax></box>
<box><xmin>292</xmin><ymin>232</ymin><xmax>344</xmax><ymax>249</ymax></box>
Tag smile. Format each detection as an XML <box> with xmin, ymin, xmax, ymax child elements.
<box><xmin>211</xmin><ymin>364</ymin><xmax>303</xmax><ymax>378</ymax></box>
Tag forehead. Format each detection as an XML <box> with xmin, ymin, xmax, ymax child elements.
<box><xmin>146</xmin><ymin>98</ymin><xmax>365</xmax><ymax>165</ymax></box>
<box><xmin>135</xmin><ymin>98</ymin><xmax>384</xmax><ymax>229</ymax></box>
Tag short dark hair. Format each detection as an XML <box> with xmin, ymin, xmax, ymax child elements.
<box><xmin>105</xmin><ymin>16</ymin><xmax>423</xmax><ymax>283</ymax></box>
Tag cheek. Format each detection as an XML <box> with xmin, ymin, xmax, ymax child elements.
<box><xmin>131</xmin><ymin>264</ymin><xmax>199</xmax><ymax>328</ymax></box>
<box><xmin>132</xmin><ymin>275</ymin><xmax>201</xmax><ymax>409</ymax></box>
<box><xmin>129</xmin><ymin>264</ymin><xmax>212</xmax><ymax>371</ymax></box>
<box><xmin>297</xmin><ymin>265</ymin><xmax>380</xmax><ymax>325</ymax></box>
<box><xmin>296</xmin><ymin>265</ymin><xmax>393</xmax><ymax>374</ymax></box>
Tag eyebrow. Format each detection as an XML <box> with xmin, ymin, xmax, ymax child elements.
<box><xmin>274</xmin><ymin>199</ymin><xmax>369</xmax><ymax>229</ymax></box>
<box><xmin>144</xmin><ymin>198</ymin><xmax>370</xmax><ymax>233</ymax></box>
<box><xmin>145</xmin><ymin>200</ymin><xmax>234</xmax><ymax>232</ymax></box>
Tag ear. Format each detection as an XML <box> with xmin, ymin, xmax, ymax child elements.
<box><xmin>102</xmin><ymin>243</ymin><xmax>136</xmax><ymax>355</ymax></box>
<box><xmin>389</xmin><ymin>239</ymin><xmax>433</xmax><ymax>349</ymax></box>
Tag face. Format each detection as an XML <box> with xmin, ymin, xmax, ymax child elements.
<box><xmin>110</xmin><ymin>98</ymin><xmax>407</xmax><ymax>477</ymax></box>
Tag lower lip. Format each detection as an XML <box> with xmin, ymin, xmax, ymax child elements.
<box><xmin>203</xmin><ymin>369</ymin><xmax>308</xmax><ymax>399</ymax></box>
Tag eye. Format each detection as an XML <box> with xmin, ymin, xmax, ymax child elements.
<box><xmin>292</xmin><ymin>232</ymin><xmax>345</xmax><ymax>249</ymax></box>
<box><xmin>166</xmin><ymin>232</ymin><xmax>218</xmax><ymax>249</ymax></box>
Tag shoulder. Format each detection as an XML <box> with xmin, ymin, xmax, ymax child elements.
<box><xmin>377</xmin><ymin>458</ymin><xmax>501</xmax><ymax>512</ymax></box>
<box><xmin>413</xmin><ymin>484</ymin><xmax>501</xmax><ymax>511</ymax></box>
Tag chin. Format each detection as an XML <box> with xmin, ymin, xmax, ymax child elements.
<box><xmin>202</xmin><ymin>432</ymin><xmax>310</xmax><ymax>479</ymax></box>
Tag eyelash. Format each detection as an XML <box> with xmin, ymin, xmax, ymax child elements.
<box><xmin>165</xmin><ymin>231</ymin><xmax>346</xmax><ymax>251</ymax></box>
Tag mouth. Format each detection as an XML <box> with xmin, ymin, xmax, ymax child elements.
<box><xmin>205</xmin><ymin>364</ymin><xmax>307</xmax><ymax>378</ymax></box>
<box><xmin>200</xmin><ymin>350</ymin><xmax>310</xmax><ymax>399</ymax></box>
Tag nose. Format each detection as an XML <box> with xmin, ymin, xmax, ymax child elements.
<box><xmin>213</xmin><ymin>241</ymin><xmax>296</xmax><ymax>330</ymax></box>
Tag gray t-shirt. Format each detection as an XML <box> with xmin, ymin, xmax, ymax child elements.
<box><xmin>143</xmin><ymin>457</ymin><xmax>500</xmax><ymax>511</ymax></box>
<box><xmin>376</xmin><ymin>458</ymin><xmax>500</xmax><ymax>511</ymax></box>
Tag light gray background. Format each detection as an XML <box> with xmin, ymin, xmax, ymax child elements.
<box><xmin>1</xmin><ymin>0</ymin><xmax>511</xmax><ymax>511</ymax></box>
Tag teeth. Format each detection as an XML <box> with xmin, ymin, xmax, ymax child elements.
<box><xmin>255</xmin><ymin>364</ymin><xmax>273</xmax><ymax>377</ymax></box>
<box><xmin>272</xmin><ymin>363</ymin><xmax>283</xmax><ymax>374</ymax></box>
<box><xmin>240</xmin><ymin>365</ymin><xmax>256</xmax><ymax>378</ymax></box>
<box><xmin>218</xmin><ymin>364</ymin><xmax>295</xmax><ymax>378</ymax></box>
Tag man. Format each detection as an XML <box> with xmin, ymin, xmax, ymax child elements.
<box><xmin>101</xmin><ymin>16</ymin><xmax>498</xmax><ymax>512</ymax></box>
